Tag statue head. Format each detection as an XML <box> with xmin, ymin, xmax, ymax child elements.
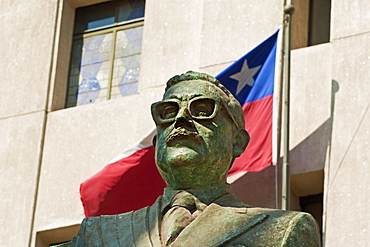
<box><xmin>151</xmin><ymin>71</ymin><xmax>249</xmax><ymax>190</ymax></box>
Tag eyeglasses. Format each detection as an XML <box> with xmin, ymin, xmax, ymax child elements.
<box><xmin>151</xmin><ymin>96</ymin><xmax>241</xmax><ymax>129</ymax></box>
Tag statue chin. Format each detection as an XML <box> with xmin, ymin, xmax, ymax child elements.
<box><xmin>160</xmin><ymin>146</ymin><xmax>204</xmax><ymax>168</ymax></box>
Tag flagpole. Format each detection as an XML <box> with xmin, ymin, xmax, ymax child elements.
<box><xmin>282</xmin><ymin>2</ymin><xmax>294</xmax><ymax>210</ymax></box>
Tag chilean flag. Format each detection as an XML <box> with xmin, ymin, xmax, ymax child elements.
<box><xmin>216</xmin><ymin>29</ymin><xmax>280</xmax><ymax>175</ymax></box>
<box><xmin>80</xmin><ymin>30</ymin><xmax>280</xmax><ymax>217</ymax></box>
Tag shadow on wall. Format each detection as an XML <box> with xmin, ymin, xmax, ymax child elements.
<box><xmin>277</xmin><ymin>79</ymin><xmax>339</xmax><ymax>199</ymax></box>
<box><xmin>230</xmin><ymin>80</ymin><xmax>339</xmax><ymax>210</ymax></box>
<box><xmin>290</xmin><ymin>80</ymin><xmax>339</xmax><ymax>176</ymax></box>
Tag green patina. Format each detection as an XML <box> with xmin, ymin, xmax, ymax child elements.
<box><xmin>65</xmin><ymin>71</ymin><xmax>320</xmax><ymax>247</ymax></box>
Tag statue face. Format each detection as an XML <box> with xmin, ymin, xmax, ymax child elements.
<box><xmin>151</xmin><ymin>80</ymin><xmax>237</xmax><ymax>189</ymax></box>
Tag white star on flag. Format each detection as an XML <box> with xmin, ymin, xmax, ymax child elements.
<box><xmin>229</xmin><ymin>59</ymin><xmax>261</xmax><ymax>95</ymax></box>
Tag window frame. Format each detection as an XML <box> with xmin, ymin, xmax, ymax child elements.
<box><xmin>65</xmin><ymin>0</ymin><xmax>145</xmax><ymax>108</ymax></box>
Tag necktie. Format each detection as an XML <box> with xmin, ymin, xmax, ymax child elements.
<box><xmin>161</xmin><ymin>191</ymin><xmax>206</xmax><ymax>246</ymax></box>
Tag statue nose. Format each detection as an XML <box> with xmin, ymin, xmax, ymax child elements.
<box><xmin>174</xmin><ymin>107</ymin><xmax>195</xmax><ymax>130</ymax></box>
<box><xmin>175</xmin><ymin>107</ymin><xmax>191</xmax><ymax>121</ymax></box>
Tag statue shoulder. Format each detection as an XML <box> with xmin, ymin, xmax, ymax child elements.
<box><xmin>234</xmin><ymin>207</ymin><xmax>320</xmax><ymax>247</ymax></box>
<box><xmin>68</xmin><ymin>196</ymin><xmax>163</xmax><ymax>247</ymax></box>
<box><xmin>281</xmin><ymin>211</ymin><xmax>321</xmax><ymax>247</ymax></box>
<box><xmin>74</xmin><ymin>210</ymin><xmax>139</xmax><ymax>247</ymax></box>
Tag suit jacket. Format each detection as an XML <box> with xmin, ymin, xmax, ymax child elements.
<box><xmin>69</xmin><ymin>193</ymin><xmax>320</xmax><ymax>247</ymax></box>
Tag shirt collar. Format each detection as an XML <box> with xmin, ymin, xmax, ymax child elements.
<box><xmin>162</xmin><ymin>183</ymin><xmax>230</xmax><ymax>209</ymax></box>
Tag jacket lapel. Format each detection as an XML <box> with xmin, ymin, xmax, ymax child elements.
<box><xmin>171</xmin><ymin>199</ymin><xmax>268</xmax><ymax>247</ymax></box>
<box><xmin>131</xmin><ymin>206</ymin><xmax>153</xmax><ymax>246</ymax></box>
<box><xmin>115</xmin><ymin>196</ymin><xmax>163</xmax><ymax>247</ymax></box>
<box><xmin>148</xmin><ymin>196</ymin><xmax>163</xmax><ymax>247</ymax></box>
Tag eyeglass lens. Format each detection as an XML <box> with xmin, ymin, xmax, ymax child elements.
<box><xmin>157</xmin><ymin>98</ymin><xmax>216</xmax><ymax>121</ymax></box>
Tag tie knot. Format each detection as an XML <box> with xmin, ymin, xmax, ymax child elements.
<box><xmin>171</xmin><ymin>191</ymin><xmax>197</xmax><ymax>213</ymax></box>
<box><xmin>161</xmin><ymin>191</ymin><xmax>207</xmax><ymax>246</ymax></box>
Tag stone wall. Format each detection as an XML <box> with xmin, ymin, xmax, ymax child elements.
<box><xmin>1</xmin><ymin>0</ymin><xmax>369</xmax><ymax>246</ymax></box>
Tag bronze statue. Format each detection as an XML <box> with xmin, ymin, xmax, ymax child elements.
<box><xmin>68</xmin><ymin>71</ymin><xmax>320</xmax><ymax>246</ymax></box>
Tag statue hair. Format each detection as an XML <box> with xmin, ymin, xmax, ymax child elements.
<box><xmin>165</xmin><ymin>71</ymin><xmax>234</xmax><ymax>101</ymax></box>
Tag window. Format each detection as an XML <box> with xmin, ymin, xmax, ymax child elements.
<box><xmin>66</xmin><ymin>0</ymin><xmax>145</xmax><ymax>108</ymax></box>
<box><xmin>35</xmin><ymin>224</ymin><xmax>80</xmax><ymax>247</ymax></box>
<box><xmin>291</xmin><ymin>0</ymin><xmax>331</xmax><ymax>49</ymax></box>
<box><xmin>300</xmin><ymin>193</ymin><xmax>323</xmax><ymax>241</ymax></box>
<box><xmin>308</xmin><ymin>0</ymin><xmax>331</xmax><ymax>46</ymax></box>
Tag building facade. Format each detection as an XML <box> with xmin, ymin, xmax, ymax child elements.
<box><xmin>1</xmin><ymin>0</ymin><xmax>369</xmax><ymax>246</ymax></box>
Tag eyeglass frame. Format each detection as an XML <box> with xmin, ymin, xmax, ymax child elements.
<box><xmin>151</xmin><ymin>96</ymin><xmax>241</xmax><ymax>130</ymax></box>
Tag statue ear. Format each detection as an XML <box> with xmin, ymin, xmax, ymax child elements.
<box><xmin>232</xmin><ymin>129</ymin><xmax>250</xmax><ymax>158</ymax></box>
<box><xmin>152</xmin><ymin>134</ymin><xmax>157</xmax><ymax>148</ymax></box>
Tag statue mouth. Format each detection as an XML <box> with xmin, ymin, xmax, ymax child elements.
<box><xmin>165</xmin><ymin>127</ymin><xmax>203</xmax><ymax>145</ymax></box>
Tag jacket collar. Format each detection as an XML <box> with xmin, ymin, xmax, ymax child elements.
<box><xmin>143</xmin><ymin>193</ymin><xmax>268</xmax><ymax>247</ymax></box>
<box><xmin>171</xmin><ymin>198</ymin><xmax>268</xmax><ymax>247</ymax></box>
<box><xmin>161</xmin><ymin>183</ymin><xmax>230</xmax><ymax>212</ymax></box>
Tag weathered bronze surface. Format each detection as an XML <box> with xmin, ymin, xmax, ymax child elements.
<box><xmin>67</xmin><ymin>71</ymin><xmax>321</xmax><ymax>247</ymax></box>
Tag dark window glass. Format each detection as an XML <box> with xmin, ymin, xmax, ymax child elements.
<box><xmin>118</xmin><ymin>0</ymin><xmax>145</xmax><ymax>22</ymax></box>
<box><xmin>74</xmin><ymin>0</ymin><xmax>145</xmax><ymax>34</ymax></box>
<box><xmin>66</xmin><ymin>0</ymin><xmax>145</xmax><ymax>108</ymax></box>
<box><xmin>308</xmin><ymin>0</ymin><xmax>331</xmax><ymax>46</ymax></box>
